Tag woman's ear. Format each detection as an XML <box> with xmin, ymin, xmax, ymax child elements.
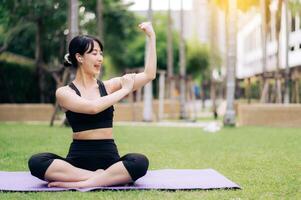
<box><xmin>75</xmin><ymin>53</ymin><xmax>82</xmax><ymax>63</ymax></box>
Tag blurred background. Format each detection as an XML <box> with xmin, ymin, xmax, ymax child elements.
<box><xmin>0</xmin><ymin>0</ymin><xmax>301</xmax><ymax>127</ymax></box>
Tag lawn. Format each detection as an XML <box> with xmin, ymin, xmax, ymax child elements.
<box><xmin>0</xmin><ymin>123</ymin><xmax>300</xmax><ymax>199</ymax></box>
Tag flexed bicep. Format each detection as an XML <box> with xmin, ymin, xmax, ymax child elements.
<box><xmin>132</xmin><ymin>72</ymin><xmax>154</xmax><ymax>91</ymax></box>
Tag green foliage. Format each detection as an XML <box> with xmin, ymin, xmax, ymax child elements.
<box><xmin>0</xmin><ymin>0</ymin><xmax>181</xmax><ymax>75</ymax></box>
<box><xmin>249</xmin><ymin>81</ymin><xmax>261</xmax><ymax>99</ymax></box>
<box><xmin>0</xmin><ymin>5</ymin><xmax>8</xmax><ymax>44</ymax></box>
<box><xmin>123</xmin><ymin>12</ymin><xmax>180</xmax><ymax>72</ymax></box>
<box><xmin>289</xmin><ymin>0</ymin><xmax>301</xmax><ymax>16</ymax></box>
<box><xmin>7</xmin><ymin>27</ymin><xmax>36</xmax><ymax>59</ymax></box>
<box><xmin>0</xmin><ymin>61</ymin><xmax>55</xmax><ymax>103</ymax></box>
<box><xmin>81</xmin><ymin>0</ymin><xmax>140</xmax><ymax>73</ymax></box>
<box><xmin>186</xmin><ymin>39</ymin><xmax>210</xmax><ymax>80</ymax></box>
<box><xmin>0</xmin><ymin>52</ymin><xmax>35</xmax><ymax>66</ymax></box>
<box><xmin>153</xmin><ymin>13</ymin><xmax>180</xmax><ymax>72</ymax></box>
<box><xmin>0</xmin><ymin>0</ymin><xmax>68</xmax><ymax>61</ymax></box>
<box><xmin>123</xmin><ymin>29</ymin><xmax>145</xmax><ymax>68</ymax></box>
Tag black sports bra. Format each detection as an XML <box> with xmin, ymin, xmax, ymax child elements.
<box><xmin>66</xmin><ymin>80</ymin><xmax>114</xmax><ymax>132</ymax></box>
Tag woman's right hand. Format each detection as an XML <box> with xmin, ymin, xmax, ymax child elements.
<box><xmin>120</xmin><ymin>73</ymin><xmax>135</xmax><ymax>92</ymax></box>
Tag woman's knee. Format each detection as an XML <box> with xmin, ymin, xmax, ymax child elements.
<box><xmin>28</xmin><ymin>153</ymin><xmax>60</xmax><ymax>180</ymax></box>
<box><xmin>121</xmin><ymin>153</ymin><xmax>149</xmax><ymax>181</ymax></box>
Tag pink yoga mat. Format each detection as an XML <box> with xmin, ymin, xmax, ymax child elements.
<box><xmin>0</xmin><ymin>169</ymin><xmax>240</xmax><ymax>192</ymax></box>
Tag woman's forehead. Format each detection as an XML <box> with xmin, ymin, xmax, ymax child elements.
<box><xmin>86</xmin><ymin>40</ymin><xmax>101</xmax><ymax>53</ymax></box>
<box><xmin>92</xmin><ymin>41</ymin><xmax>101</xmax><ymax>51</ymax></box>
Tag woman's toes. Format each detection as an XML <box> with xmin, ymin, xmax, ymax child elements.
<box><xmin>48</xmin><ymin>182</ymin><xmax>60</xmax><ymax>187</ymax></box>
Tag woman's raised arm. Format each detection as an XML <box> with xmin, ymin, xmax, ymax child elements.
<box><xmin>104</xmin><ymin>22</ymin><xmax>157</xmax><ymax>94</ymax></box>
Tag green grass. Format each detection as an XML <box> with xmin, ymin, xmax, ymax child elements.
<box><xmin>0</xmin><ymin>123</ymin><xmax>300</xmax><ymax>199</ymax></box>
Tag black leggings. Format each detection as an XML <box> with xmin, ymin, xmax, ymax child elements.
<box><xmin>28</xmin><ymin>139</ymin><xmax>149</xmax><ymax>182</ymax></box>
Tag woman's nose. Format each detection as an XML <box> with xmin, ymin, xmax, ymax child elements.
<box><xmin>98</xmin><ymin>55</ymin><xmax>103</xmax><ymax>62</ymax></box>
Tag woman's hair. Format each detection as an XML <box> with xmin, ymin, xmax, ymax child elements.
<box><xmin>64</xmin><ymin>35</ymin><xmax>103</xmax><ymax>68</ymax></box>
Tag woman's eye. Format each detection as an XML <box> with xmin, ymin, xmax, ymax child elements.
<box><xmin>92</xmin><ymin>51</ymin><xmax>102</xmax><ymax>56</ymax></box>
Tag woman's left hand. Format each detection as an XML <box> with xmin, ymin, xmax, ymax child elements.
<box><xmin>138</xmin><ymin>22</ymin><xmax>155</xmax><ymax>38</ymax></box>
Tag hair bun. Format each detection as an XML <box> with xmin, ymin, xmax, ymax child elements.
<box><xmin>63</xmin><ymin>53</ymin><xmax>72</xmax><ymax>67</ymax></box>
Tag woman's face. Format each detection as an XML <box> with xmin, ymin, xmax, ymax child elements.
<box><xmin>80</xmin><ymin>41</ymin><xmax>103</xmax><ymax>76</ymax></box>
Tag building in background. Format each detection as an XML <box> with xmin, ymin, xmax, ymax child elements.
<box><xmin>236</xmin><ymin>2</ymin><xmax>301</xmax><ymax>79</ymax></box>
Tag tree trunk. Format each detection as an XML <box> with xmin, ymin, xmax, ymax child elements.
<box><xmin>275</xmin><ymin>0</ymin><xmax>282</xmax><ymax>103</ymax></box>
<box><xmin>260</xmin><ymin>0</ymin><xmax>268</xmax><ymax>103</ymax></box>
<box><xmin>96</xmin><ymin>0</ymin><xmax>104</xmax><ymax>80</ymax></box>
<box><xmin>96</xmin><ymin>0</ymin><xmax>104</xmax><ymax>43</ymax></box>
<box><xmin>247</xmin><ymin>78</ymin><xmax>251</xmax><ymax>104</ymax></box>
<box><xmin>68</xmin><ymin>0</ymin><xmax>79</xmax><ymax>80</ymax></box>
<box><xmin>284</xmin><ymin>0</ymin><xmax>290</xmax><ymax>104</ymax></box>
<box><xmin>167</xmin><ymin>0</ymin><xmax>174</xmax><ymax>99</ymax></box>
<box><xmin>35</xmin><ymin>19</ymin><xmax>45</xmax><ymax>103</ymax></box>
<box><xmin>179</xmin><ymin>0</ymin><xmax>186</xmax><ymax>119</ymax></box>
<box><xmin>158</xmin><ymin>71</ymin><xmax>165</xmax><ymax>121</ymax></box>
<box><xmin>50</xmin><ymin>68</ymin><xmax>70</xmax><ymax>126</ymax></box>
<box><xmin>209</xmin><ymin>1</ymin><xmax>218</xmax><ymax>119</ymax></box>
<box><xmin>68</xmin><ymin>0</ymin><xmax>79</xmax><ymax>44</ymax></box>
<box><xmin>261</xmin><ymin>79</ymin><xmax>270</xmax><ymax>102</ymax></box>
<box><xmin>143</xmin><ymin>0</ymin><xmax>153</xmax><ymax>122</ymax></box>
<box><xmin>61</xmin><ymin>0</ymin><xmax>79</xmax><ymax>126</ymax></box>
<box><xmin>211</xmin><ymin>80</ymin><xmax>217</xmax><ymax>119</ymax></box>
<box><xmin>223</xmin><ymin>0</ymin><xmax>237</xmax><ymax>126</ymax></box>
<box><xmin>201</xmin><ymin>81</ymin><xmax>206</xmax><ymax>110</ymax></box>
<box><xmin>295</xmin><ymin>78</ymin><xmax>300</xmax><ymax>103</ymax></box>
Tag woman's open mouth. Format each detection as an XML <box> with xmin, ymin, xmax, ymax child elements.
<box><xmin>94</xmin><ymin>64</ymin><xmax>101</xmax><ymax>70</ymax></box>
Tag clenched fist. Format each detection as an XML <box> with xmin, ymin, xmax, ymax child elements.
<box><xmin>138</xmin><ymin>22</ymin><xmax>155</xmax><ymax>38</ymax></box>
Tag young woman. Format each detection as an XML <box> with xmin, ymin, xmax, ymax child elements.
<box><xmin>28</xmin><ymin>22</ymin><xmax>156</xmax><ymax>188</ymax></box>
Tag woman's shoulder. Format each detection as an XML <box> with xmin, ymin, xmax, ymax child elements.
<box><xmin>55</xmin><ymin>85</ymin><xmax>76</xmax><ymax>98</ymax></box>
<box><xmin>56</xmin><ymin>85</ymin><xmax>68</xmax><ymax>93</ymax></box>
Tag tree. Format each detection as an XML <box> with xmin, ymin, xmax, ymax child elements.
<box><xmin>212</xmin><ymin>0</ymin><xmax>260</xmax><ymax>125</ymax></box>
<box><xmin>283</xmin><ymin>0</ymin><xmax>301</xmax><ymax>103</ymax></box>
<box><xmin>143</xmin><ymin>0</ymin><xmax>153</xmax><ymax>122</ymax></box>
<box><xmin>209</xmin><ymin>1</ymin><xmax>220</xmax><ymax>118</ymax></box>
<box><xmin>259</xmin><ymin>0</ymin><xmax>269</xmax><ymax>103</ymax></box>
<box><xmin>167</xmin><ymin>0</ymin><xmax>175</xmax><ymax>99</ymax></box>
<box><xmin>67</xmin><ymin>0</ymin><xmax>79</xmax><ymax>82</ymax></box>
<box><xmin>81</xmin><ymin>0</ymin><xmax>139</xmax><ymax>74</ymax></box>
<box><xmin>283</xmin><ymin>0</ymin><xmax>290</xmax><ymax>104</ymax></box>
<box><xmin>223</xmin><ymin>0</ymin><xmax>237</xmax><ymax>126</ymax></box>
<box><xmin>179</xmin><ymin>0</ymin><xmax>186</xmax><ymax>119</ymax></box>
<box><xmin>186</xmin><ymin>40</ymin><xmax>210</xmax><ymax>80</ymax></box>
<box><xmin>122</xmin><ymin>13</ymin><xmax>179</xmax><ymax>72</ymax></box>
<box><xmin>186</xmin><ymin>39</ymin><xmax>211</xmax><ymax>111</ymax></box>
<box><xmin>96</xmin><ymin>0</ymin><xmax>104</xmax><ymax>42</ymax></box>
<box><xmin>0</xmin><ymin>0</ymin><xmax>68</xmax><ymax>102</ymax></box>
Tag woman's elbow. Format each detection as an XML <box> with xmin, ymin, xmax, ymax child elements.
<box><xmin>86</xmin><ymin>105</ymin><xmax>99</xmax><ymax>114</ymax></box>
<box><xmin>148</xmin><ymin>74</ymin><xmax>156</xmax><ymax>81</ymax></box>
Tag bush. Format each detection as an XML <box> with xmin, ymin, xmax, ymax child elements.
<box><xmin>0</xmin><ymin>61</ymin><xmax>55</xmax><ymax>103</ymax></box>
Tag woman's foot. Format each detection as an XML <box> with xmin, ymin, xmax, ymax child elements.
<box><xmin>48</xmin><ymin>169</ymin><xmax>105</xmax><ymax>188</ymax></box>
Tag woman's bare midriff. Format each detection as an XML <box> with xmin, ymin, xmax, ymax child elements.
<box><xmin>72</xmin><ymin>128</ymin><xmax>113</xmax><ymax>140</ymax></box>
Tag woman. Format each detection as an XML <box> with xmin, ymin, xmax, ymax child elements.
<box><xmin>28</xmin><ymin>22</ymin><xmax>156</xmax><ymax>188</ymax></box>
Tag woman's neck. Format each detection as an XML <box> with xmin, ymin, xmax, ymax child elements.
<box><xmin>74</xmin><ymin>68</ymin><xmax>96</xmax><ymax>88</ymax></box>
